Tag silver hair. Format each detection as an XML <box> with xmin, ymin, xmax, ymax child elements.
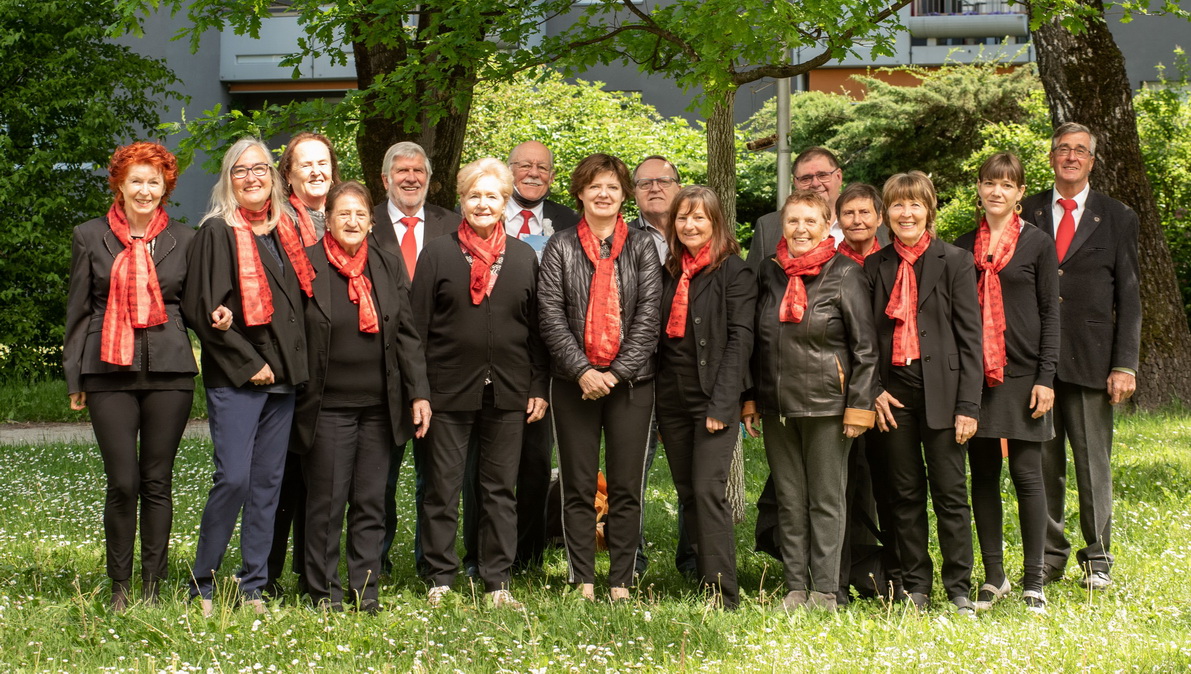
<box><xmin>381</xmin><ymin>141</ymin><xmax>432</xmax><ymax>178</ymax></box>
<box><xmin>457</xmin><ymin>157</ymin><xmax>514</xmax><ymax>203</ymax></box>
<box><xmin>200</xmin><ymin>137</ymin><xmax>291</xmax><ymax>232</ymax></box>
<box><xmin>506</xmin><ymin>141</ymin><xmax>555</xmax><ymax>169</ymax></box>
<box><xmin>1052</xmin><ymin>122</ymin><xmax>1098</xmax><ymax>156</ymax></box>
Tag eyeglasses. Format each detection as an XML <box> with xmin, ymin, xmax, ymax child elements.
<box><xmin>794</xmin><ymin>168</ymin><xmax>839</xmax><ymax>186</ymax></box>
<box><xmin>510</xmin><ymin>161</ymin><xmax>553</xmax><ymax>174</ymax></box>
<box><xmin>634</xmin><ymin>177</ymin><xmax>678</xmax><ymax>190</ymax></box>
<box><xmin>1052</xmin><ymin>146</ymin><xmax>1092</xmax><ymax>159</ymax></box>
<box><xmin>231</xmin><ymin>163</ymin><xmax>271</xmax><ymax>179</ymax></box>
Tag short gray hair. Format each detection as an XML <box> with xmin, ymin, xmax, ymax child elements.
<box><xmin>1051</xmin><ymin>122</ymin><xmax>1097</xmax><ymax>156</ymax></box>
<box><xmin>200</xmin><ymin>137</ymin><xmax>290</xmax><ymax>232</ymax></box>
<box><xmin>381</xmin><ymin>141</ymin><xmax>432</xmax><ymax>178</ymax></box>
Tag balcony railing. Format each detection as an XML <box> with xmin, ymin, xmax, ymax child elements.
<box><xmin>911</xmin><ymin>0</ymin><xmax>1026</xmax><ymax>15</ymax></box>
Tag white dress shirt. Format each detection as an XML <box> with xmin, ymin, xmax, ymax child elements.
<box><xmin>1049</xmin><ymin>182</ymin><xmax>1092</xmax><ymax>232</ymax></box>
<box><xmin>504</xmin><ymin>200</ymin><xmax>545</xmax><ymax>238</ymax></box>
<box><xmin>388</xmin><ymin>201</ymin><xmax>427</xmax><ymax>255</ymax></box>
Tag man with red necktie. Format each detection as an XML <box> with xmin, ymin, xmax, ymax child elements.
<box><xmin>1020</xmin><ymin>122</ymin><xmax>1141</xmax><ymax>591</ymax></box>
<box><xmin>501</xmin><ymin>141</ymin><xmax>580</xmax><ymax>258</ymax></box>
<box><xmin>369</xmin><ymin>141</ymin><xmax>457</xmax><ymax>578</ymax></box>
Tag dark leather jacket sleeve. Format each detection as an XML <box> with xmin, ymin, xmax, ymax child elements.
<box><xmin>537</xmin><ymin>231</ymin><xmax>592</xmax><ymax>381</ymax></box>
<box><xmin>608</xmin><ymin>234</ymin><xmax>662</xmax><ymax>384</ymax></box>
<box><xmin>839</xmin><ymin>261</ymin><xmax>879</xmax><ymax>422</ymax></box>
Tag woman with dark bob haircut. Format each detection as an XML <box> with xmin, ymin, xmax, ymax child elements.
<box><xmin>864</xmin><ymin>171</ymin><xmax>983</xmax><ymax>615</ymax></box>
<box><xmin>65</xmin><ymin>142</ymin><xmax>227</xmax><ymax>611</ymax></box>
<box><xmin>656</xmin><ymin>186</ymin><xmax>755</xmax><ymax>609</ymax></box>
<box><xmin>955</xmin><ymin>152</ymin><xmax>1058</xmax><ymax>614</ymax></box>
<box><xmin>538</xmin><ymin>153</ymin><xmax>662</xmax><ymax>602</ymax></box>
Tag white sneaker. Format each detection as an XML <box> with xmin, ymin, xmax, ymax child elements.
<box><xmin>488</xmin><ymin>589</ymin><xmax>524</xmax><ymax>610</ymax></box>
<box><xmin>427</xmin><ymin>585</ymin><xmax>451</xmax><ymax>607</ymax></box>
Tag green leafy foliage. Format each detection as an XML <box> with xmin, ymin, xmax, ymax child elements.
<box><xmin>0</xmin><ymin>0</ymin><xmax>182</xmax><ymax>380</ymax></box>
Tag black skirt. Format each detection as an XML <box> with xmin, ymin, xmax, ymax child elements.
<box><xmin>973</xmin><ymin>373</ymin><xmax>1055</xmax><ymax>442</ymax></box>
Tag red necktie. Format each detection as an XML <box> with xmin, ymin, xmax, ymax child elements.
<box><xmin>1055</xmin><ymin>198</ymin><xmax>1077</xmax><ymax>262</ymax></box>
<box><xmin>399</xmin><ymin>216</ymin><xmax>419</xmax><ymax>280</ymax></box>
<box><xmin>518</xmin><ymin>210</ymin><xmax>533</xmax><ymax>238</ymax></box>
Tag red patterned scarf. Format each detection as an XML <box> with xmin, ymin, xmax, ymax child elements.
<box><xmin>665</xmin><ymin>243</ymin><xmax>712</xmax><ymax>338</ymax></box>
<box><xmin>230</xmin><ymin>206</ymin><xmax>275</xmax><ymax>326</ymax></box>
<box><xmin>457</xmin><ymin>219</ymin><xmax>506</xmax><ymax>305</ymax></box>
<box><xmin>776</xmin><ymin>237</ymin><xmax>836</xmax><ymax>323</ymax></box>
<box><xmin>323</xmin><ymin>234</ymin><xmax>379</xmax><ymax>333</ymax></box>
<box><xmin>836</xmin><ymin>238</ymin><xmax>880</xmax><ymax>266</ymax></box>
<box><xmin>288</xmin><ymin>192</ymin><xmax>320</xmax><ymax>246</ymax></box>
<box><xmin>100</xmin><ymin>203</ymin><xmax>170</xmax><ymax>366</ymax></box>
<box><xmin>237</xmin><ymin>201</ymin><xmax>315</xmax><ymax>300</ymax></box>
<box><xmin>886</xmin><ymin>232</ymin><xmax>932</xmax><ymax>366</ymax></box>
<box><xmin>973</xmin><ymin>215</ymin><xmax>1021</xmax><ymax>387</ymax></box>
<box><xmin>577</xmin><ymin>215</ymin><xmax>629</xmax><ymax>367</ymax></box>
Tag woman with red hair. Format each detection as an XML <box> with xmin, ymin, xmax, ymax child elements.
<box><xmin>64</xmin><ymin>142</ymin><xmax>226</xmax><ymax>611</ymax></box>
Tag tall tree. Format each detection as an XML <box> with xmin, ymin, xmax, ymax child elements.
<box><xmin>1029</xmin><ymin>1</ymin><xmax>1191</xmax><ymax>408</ymax></box>
<box><xmin>0</xmin><ymin>0</ymin><xmax>181</xmax><ymax>378</ymax></box>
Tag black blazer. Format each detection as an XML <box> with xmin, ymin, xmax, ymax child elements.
<box><xmin>658</xmin><ymin>255</ymin><xmax>756</xmax><ymax>424</ymax></box>
<box><xmin>954</xmin><ymin>223</ymin><xmax>1060</xmax><ymax>389</ymax></box>
<box><xmin>411</xmin><ymin>232</ymin><xmax>549</xmax><ymax>412</ymax></box>
<box><xmin>291</xmin><ymin>243</ymin><xmax>431</xmax><ymax>452</ymax></box>
<box><xmin>181</xmin><ymin>218</ymin><xmax>309</xmax><ymax>389</ymax></box>
<box><xmin>752</xmin><ymin>254</ymin><xmax>878</xmax><ymax>422</ymax></box>
<box><xmin>542</xmin><ymin>199</ymin><xmax>580</xmax><ymax>231</ymax></box>
<box><xmin>864</xmin><ymin>236</ymin><xmax>983</xmax><ymax>430</ymax></box>
<box><xmin>64</xmin><ymin>216</ymin><xmax>198</xmax><ymax>393</ymax></box>
<box><xmin>370</xmin><ymin>201</ymin><xmax>458</xmax><ymax>266</ymax></box>
<box><xmin>1020</xmin><ymin>188</ymin><xmax>1141</xmax><ymax>389</ymax></box>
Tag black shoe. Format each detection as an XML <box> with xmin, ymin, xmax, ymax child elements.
<box><xmin>1023</xmin><ymin>589</ymin><xmax>1048</xmax><ymax>614</ymax></box>
<box><xmin>951</xmin><ymin>596</ymin><xmax>976</xmax><ymax>618</ymax></box>
<box><xmin>1080</xmin><ymin>570</ymin><xmax>1111</xmax><ymax>590</ymax></box>
<box><xmin>1041</xmin><ymin>563</ymin><xmax>1065</xmax><ymax>585</ymax></box>
<box><xmin>359</xmin><ymin>599</ymin><xmax>382</xmax><ymax>615</ymax></box>
<box><xmin>464</xmin><ymin>563</ymin><xmax>480</xmax><ymax>579</ymax></box>
<box><xmin>110</xmin><ymin>579</ymin><xmax>131</xmax><ymax>613</ymax></box>
<box><xmin>905</xmin><ymin>592</ymin><xmax>930</xmax><ymax>611</ymax></box>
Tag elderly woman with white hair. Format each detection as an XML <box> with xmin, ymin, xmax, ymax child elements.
<box><xmin>182</xmin><ymin>137</ymin><xmax>314</xmax><ymax>615</ymax></box>
<box><xmin>410</xmin><ymin>157</ymin><xmax>549</xmax><ymax>610</ymax></box>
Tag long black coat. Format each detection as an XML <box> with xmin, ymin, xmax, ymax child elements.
<box><xmin>1020</xmin><ymin>188</ymin><xmax>1141</xmax><ymax>389</ymax></box>
<box><xmin>181</xmin><ymin>218</ymin><xmax>309</xmax><ymax>389</ymax></box>
<box><xmin>64</xmin><ymin>216</ymin><xmax>199</xmax><ymax>393</ymax></box>
<box><xmin>291</xmin><ymin>242</ymin><xmax>432</xmax><ymax>452</ymax></box>
<box><xmin>864</xmin><ymin>236</ymin><xmax>983</xmax><ymax>430</ymax></box>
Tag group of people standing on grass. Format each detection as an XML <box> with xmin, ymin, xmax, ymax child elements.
<box><xmin>64</xmin><ymin>120</ymin><xmax>1138</xmax><ymax>617</ymax></box>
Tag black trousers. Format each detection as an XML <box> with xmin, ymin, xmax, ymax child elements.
<box><xmin>656</xmin><ymin>409</ymin><xmax>739</xmax><ymax>608</ymax></box>
<box><xmin>552</xmin><ymin>376</ymin><xmax>654</xmax><ymax>588</ymax></box>
<box><xmin>302</xmin><ymin>405</ymin><xmax>391</xmax><ymax>605</ymax></box>
<box><xmin>381</xmin><ymin>437</ymin><xmax>426</xmax><ymax>577</ymax></box>
<box><xmin>882</xmin><ymin>386</ymin><xmax>973</xmax><ymax>601</ymax></box>
<box><xmin>420</xmin><ymin>388</ymin><xmax>524</xmax><ymax>591</ymax></box>
<box><xmin>970</xmin><ymin>437</ymin><xmax>1046</xmax><ymax>592</ymax></box>
<box><xmin>266</xmin><ymin>450</ymin><xmax>306</xmax><ymax>593</ymax></box>
<box><xmin>1042</xmin><ymin>380</ymin><xmax>1114</xmax><ymax>574</ymax></box>
<box><xmin>88</xmin><ymin>389</ymin><xmax>192</xmax><ymax>584</ymax></box>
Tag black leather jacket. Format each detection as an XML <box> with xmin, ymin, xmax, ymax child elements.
<box><xmin>751</xmin><ymin>253</ymin><xmax>878</xmax><ymax>422</ymax></box>
<box><xmin>537</xmin><ymin>225</ymin><xmax>662</xmax><ymax>384</ymax></box>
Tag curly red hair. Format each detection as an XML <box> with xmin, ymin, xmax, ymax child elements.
<box><xmin>108</xmin><ymin>142</ymin><xmax>179</xmax><ymax>203</ymax></box>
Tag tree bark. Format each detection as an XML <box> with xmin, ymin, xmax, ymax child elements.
<box><xmin>1030</xmin><ymin>2</ymin><xmax>1191</xmax><ymax>408</ymax></box>
<box><xmin>706</xmin><ymin>86</ymin><xmax>738</xmax><ymax>226</ymax></box>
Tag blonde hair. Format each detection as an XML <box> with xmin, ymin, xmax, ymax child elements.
<box><xmin>882</xmin><ymin>171</ymin><xmax>937</xmax><ymax>233</ymax></box>
<box><xmin>200</xmin><ymin>137</ymin><xmax>291</xmax><ymax>232</ymax></box>
<box><xmin>457</xmin><ymin>157</ymin><xmax>514</xmax><ymax>206</ymax></box>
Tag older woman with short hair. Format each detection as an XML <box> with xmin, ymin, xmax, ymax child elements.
<box><xmin>864</xmin><ymin>171</ymin><xmax>983</xmax><ymax>615</ymax></box>
<box><xmin>742</xmin><ymin>190</ymin><xmax>878</xmax><ymax>612</ymax></box>
<box><xmin>656</xmin><ymin>186</ymin><xmax>754</xmax><ymax>609</ymax></box>
<box><xmin>277</xmin><ymin>131</ymin><xmax>340</xmax><ymax>246</ymax></box>
<box><xmin>411</xmin><ymin>158</ymin><xmax>549</xmax><ymax>610</ymax></box>
<box><xmin>293</xmin><ymin>180</ymin><xmax>430</xmax><ymax>613</ymax></box>
<box><xmin>183</xmin><ymin>137</ymin><xmax>314</xmax><ymax>615</ymax></box>
<box><xmin>538</xmin><ymin>153</ymin><xmax>662</xmax><ymax>602</ymax></box>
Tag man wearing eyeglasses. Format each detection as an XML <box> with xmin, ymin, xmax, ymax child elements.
<box><xmin>1020</xmin><ymin>122</ymin><xmax>1140</xmax><ymax>592</ymax></box>
<box><xmin>629</xmin><ymin>156</ymin><xmax>682</xmax><ymax>263</ymax></box>
<box><xmin>746</xmin><ymin>147</ymin><xmax>845</xmax><ymax>270</ymax></box>
<box><xmin>502</xmin><ymin>141</ymin><xmax>580</xmax><ymax>258</ymax></box>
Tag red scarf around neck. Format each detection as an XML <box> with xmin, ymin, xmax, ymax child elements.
<box><xmin>886</xmin><ymin>231</ymin><xmax>932</xmax><ymax>366</ymax></box>
<box><xmin>100</xmin><ymin>202</ymin><xmax>171</xmax><ymax>366</ymax></box>
<box><xmin>973</xmin><ymin>215</ymin><xmax>1021</xmax><ymax>387</ymax></box>
<box><xmin>666</xmin><ymin>243</ymin><xmax>712</xmax><ymax>338</ymax></box>
<box><xmin>577</xmin><ymin>215</ymin><xmax>629</xmax><ymax>367</ymax></box>
<box><xmin>323</xmin><ymin>234</ymin><xmax>379</xmax><ymax>333</ymax></box>
<box><xmin>457</xmin><ymin>219</ymin><xmax>506</xmax><ymax>305</ymax></box>
<box><xmin>837</xmin><ymin>238</ymin><xmax>881</xmax><ymax>266</ymax></box>
<box><xmin>288</xmin><ymin>192</ymin><xmax>320</xmax><ymax>246</ymax></box>
<box><xmin>231</xmin><ymin>200</ymin><xmax>315</xmax><ymax>325</ymax></box>
<box><xmin>776</xmin><ymin>237</ymin><xmax>836</xmax><ymax>323</ymax></box>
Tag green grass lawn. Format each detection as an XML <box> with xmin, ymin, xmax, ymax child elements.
<box><xmin>1</xmin><ymin>412</ymin><xmax>1190</xmax><ymax>671</ymax></box>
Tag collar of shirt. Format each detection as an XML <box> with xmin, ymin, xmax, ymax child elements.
<box><xmin>829</xmin><ymin>220</ymin><xmax>844</xmax><ymax>246</ymax></box>
<box><xmin>504</xmin><ymin>201</ymin><xmax>545</xmax><ymax>238</ymax></box>
<box><xmin>1050</xmin><ymin>182</ymin><xmax>1092</xmax><ymax>231</ymax></box>
<box><xmin>388</xmin><ymin>201</ymin><xmax>427</xmax><ymax>250</ymax></box>
<box><xmin>637</xmin><ymin>215</ymin><xmax>670</xmax><ymax>263</ymax></box>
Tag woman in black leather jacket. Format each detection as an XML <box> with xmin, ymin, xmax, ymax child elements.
<box><xmin>656</xmin><ymin>186</ymin><xmax>755</xmax><ymax>609</ymax></box>
<box><xmin>742</xmin><ymin>190</ymin><xmax>878</xmax><ymax>613</ymax></box>
<box><xmin>537</xmin><ymin>153</ymin><xmax>662</xmax><ymax>602</ymax></box>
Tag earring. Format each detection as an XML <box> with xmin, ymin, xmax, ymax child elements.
<box><xmin>1014</xmin><ymin>202</ymin><xmax>1023</xmax><ymax>215</ymax></box>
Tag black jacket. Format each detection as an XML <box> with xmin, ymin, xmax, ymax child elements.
<box><xmin>64</xmin><ymin>216</ymin><xmax>198</xmax><ymax>393</ymax></box>
<box><xmin>291</xmin><ymin>243</ymin><xmax>431</xmax><ymax>452</ymax></box>
<box><xmin>411</xmin><ymin>232</ymin><xmax>549</xmax><ymax>412</ymax></box>
<box><xmin>537</xmin><ymin>224</ymin><xmax>662</xmax><ymax>385</ymax></box>
<box><xmin>864</xmin><ymin>236</ymin><xmax>983</xmax><ymax>430</ymax></box>
<box><xmin>542</xmin><ymin>199</ymin><xmax>581</xmax><ymax>231</ymax></box>
<box><xmin>658</xmin><ymin>255</ymin><xmax>756</xmax><ymax>423</ymax></box>
<box><xmin>181</xmin><ymin>218</ymin><xmax>309</xmax><ymax>389</ymax></box>
<box><xmin>751</xmin><ymin>254</ymin><xmax>878</xmax><ymax>422</ymax></box>
<box><xmin>1020</xmin><ymin>188</ymin><xmax>1141</xmax><ymax>389</ymax></box>
<box><xmin>370</xmin><ymin>201</ymin><xmax>458</xmax><ymax>271</ymax></box>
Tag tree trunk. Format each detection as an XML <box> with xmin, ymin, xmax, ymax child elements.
<box><xmin>1030</xmin><ymin>3</ymin><xmax>1191</xmax><ymax>409</ymax></box>
<box><xmin>706</xmin><ymin>86</ymin><xmax>738</xmax><ymax>227</ymax></box>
